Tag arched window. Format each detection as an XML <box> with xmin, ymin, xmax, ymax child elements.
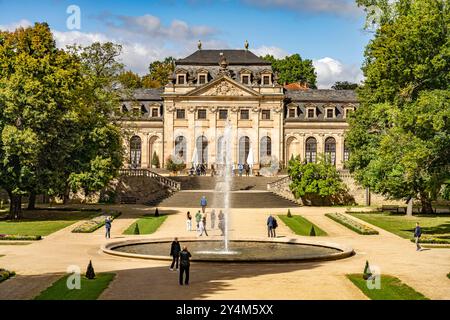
<box><xmin>174</xmin><ymin>136</ymin><xmax>187</xmax><ymax>163</ymax></box>
<box><xmin>305</xmin><ymin>137</ymin><xmax>317</xmax><ymax>163</ymax></box>
<box><xmin>260</xmin><ymin>136</ymin><xmax>272</xmax><ymax>159</ymax></box>
<box><xmin>196</xmin><ymin>136</ymin><xmax>208</xmax><ymax>165</ymax></box>
<box><xmin>239</xmin><ymin>136</ymin><xmax>250</xmax><ymax>164</ymax></box>
<box><xmin>325</xmin><ymin>137</ymin><xmax>336</xmax><ymax>166</ymax></box>
<box><xmin>130</xmin><ymin>136</ymin><xmax>142</xmax><ymax>168</ymax></box>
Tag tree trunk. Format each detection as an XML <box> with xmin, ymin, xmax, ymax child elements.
<box><xmin>27</xmin><ymin>192</ymin><xmax>36</xmax><ymax>210</ymax></box>
<box><xmin>8</xmin><ymin>191</ymin><xmax>22</xmax><ymax>220</ymax></box>
<box><xmin>419</xmin><ymin>193</ymin><xmax>433</xmax><ymax>214</ymax></box>
<box><xmin>63</xmin><ymin>184</ymin><xmax>70</xmax><ymax>205</ymax></box>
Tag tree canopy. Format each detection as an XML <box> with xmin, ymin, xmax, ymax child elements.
<box><xmin>332</xmin><ymin>81</ymin><xmax>359</xmax><ymax>90</ymax></box>
<box><xmin>262</xmin><ymin>54</ymin><xmax>317</xmax><ymax>88</ymax></box>
<box><xmin>346</xmin><ymin>0</ymin><xmax>450</xmax><ymax>213</ymax></box>
<box><xmin>142</xmin><ymin>57</ymin><xmax>175</xmax><ymax>88</ymax></box>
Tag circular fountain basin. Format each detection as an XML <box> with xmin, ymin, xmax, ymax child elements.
<box><xmin>102</xmin><ymin>237</ymin><xmax>354</xmax><ymax>263</ymax></box>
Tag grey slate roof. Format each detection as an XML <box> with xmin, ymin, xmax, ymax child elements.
<box><xmin>177</xmin><ymin>50</ymin><xmax>271</xmax><ymax>66</ymax></box>
<box><xmin>129</xmin><ymin>88</ymin><xmax>163</xmax><ymax>100</ymax></box>
<box><xmin>285</xmin><ymin>89</ymin><xmax>358</xmax><ymax>103</ymax></box>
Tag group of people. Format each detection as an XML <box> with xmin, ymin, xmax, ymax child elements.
<box><xmin>188</xmin><ymin>164</ymin><xmax>208</xmax><ymax>176</ymax></box>
<box><xmin>169</xmin><ymin>237</ymin><xmax>192</xmax><ymax>285</ymax></box>
<box><xmin>186</xmin><ymin>196</ymin><xmax>226</xmax><ymax>236</ymax></box>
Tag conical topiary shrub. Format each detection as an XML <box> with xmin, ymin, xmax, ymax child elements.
<box><xmin>363</xmin><ymin>260</ymin><xmax>372</xmax><ymax>280</ymax></box>
<box><xmin>134</xmin><ymin>223</ymin><xmax>140</xmax><ymax>235</ymax></box>
<box><xmin>155</xmin><ymin>208</ymin><xmax>159</xmax><ymax>217</ymax></box>
<box><xmin>287</xmin><ymin>209</ymin><xmax>292</xmax><ymax>218</ymax></box>
<box><xmin>310</xmin><ymin>225</ymin><xmax>316</xmax><ymax>236</ymax></box>
<box><xmin>86</xmin><ymin>260</ymin><xmax>96</xmax><ymax>280</ymax></box>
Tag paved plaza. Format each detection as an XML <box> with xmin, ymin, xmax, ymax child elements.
<box><xmin>0</xmin><ymin>204</ymin><xmax>449</xmax><ymax>300</ymax></box>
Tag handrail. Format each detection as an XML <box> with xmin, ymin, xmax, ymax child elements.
<box><xmin>119</xmin><ymin>169</ymin><xmax>181</xmax><ymax>191</ymax></box>
<box><xmin>267</xmin><ymin>175</ymin><xmax>291</xmax><ymax>191</ymax></box>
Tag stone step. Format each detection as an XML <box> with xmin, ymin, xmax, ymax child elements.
<box><xmin>170</xmin><ymin>176</ymin><xmax>282</xmax><ymax>191</ymax></box>
<box><xmin>155</xmin><ymin>191</ymin><xmax>300</xmax><ymax>208</ymax></box>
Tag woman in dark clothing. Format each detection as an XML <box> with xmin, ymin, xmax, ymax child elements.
<box><xmin>169</xmin><ymin>237</ymin><xmax>181</xmax><ymax>270</ymax></box>
<box><xmin>179</xmin><ymin>246</ymin><xmax>192</xmax><ymax>285</ymax></box>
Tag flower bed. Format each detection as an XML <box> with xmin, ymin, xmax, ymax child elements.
<box><xmin>326</xmin><ymin>213</ymin><xmax>379</xmax><ymax>235</ymax></box>
<box><xmin>72</xmin><ymin>210</ymin><xmax>121</xmax><ymax>233</ymax></box>
<box><xmin>410</xmin><ymin>235</ymin><xmax>450</xmax><ymax>245</ymax></box>
<box><xmin>0</xmin><ymin>234</ymin><xmax>42</xmax><ymax>241</ymax></box>
<box><xmin>0</xmin><ymin>268</ymin><xmax>16</xmax><ymax>283</ymax></box>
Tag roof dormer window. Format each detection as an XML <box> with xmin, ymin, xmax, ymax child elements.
<box><xmin>177</xmin><ymin>74</ymin><xmax>186</xmax><ymax>85</ymax></box>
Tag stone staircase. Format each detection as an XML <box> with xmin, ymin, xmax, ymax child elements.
<box><xmin>170</xmin><ymin>176</ymin><xmax>280</xmax><ymax>191</ymax></box>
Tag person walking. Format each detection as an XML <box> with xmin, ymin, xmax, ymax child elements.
<box><xmin>105</xmin><ymin>216</ymin><xmax>112</xmax><ymax>239</ymax></box>
<box><xmin>179</xmin><ymin>246</ymin><xmax>191</xmax><ymax>285</ymax></box>
<box><xmin>272</xmin><ymin>216</ymin><xmax>278</xmax><ymax>238</ymax></box>
<box><xmin>267</xmin><ymin>214</ymin><xmax>275</xmax><ymax>238</ymax></box>
<box><xmin>210</xmin><ymin>209</ymin><xmax>216</xmax><ymax>229</ymax></box>
<box><xmin>186</xmin><ymin>211</ymin><xmax>192</xmax><ymax>231</ymax></box>
<box><xmin>244</xmin><ymin>163</ymin><xmax>250</xmax><ymax>176</ymax></box>
<box><xmin>200</xmin><ymin>196</ymin><xmax>207</xmax><ymax>214</ymax></box>
<box><xmin>198</xmin><ymin>216</ymin><xmax>208</xmax><ymax>236</ymax></box>
<box><xmin>170</xmin><ymin>237</ymin><xmax>181</xmax><ymax>270</ymax></box>
<box><xmin>238</xmin><ymin>163</ymin><xmax>243</xmax><ymax>176</ymax></box>
<box><xmin>195</xmin><ymin>210</ymin><xmax>202</xmax><ymax>230</ymax></box>
<box><xmin>414</xmin><ymin>222</ymin><xmax>422</xmax><ymax>251</ymax></box>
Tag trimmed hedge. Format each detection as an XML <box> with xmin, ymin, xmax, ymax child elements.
<box><xmin>72</xmin><ymin>211</ymin><xmax>121</xmax><ymax>233</ymax></box>
<box><xmin>0</xmin><ymin>268</ymin><xmax>16</xmax><ymax>283</ymax></box>
<box><xmin>326</xmin><ymin>213</ymin><xmax>379</xmax><ymax>235</ymax></box>
<box><xmin>0</xmin><ymin>234</ymin><xmax>42</xmax><ymax>241</ymax></box>
<box><xmin>410</xmin><ymin>235</ymin><xmax>450</xmax><ymax>245</ymax></box>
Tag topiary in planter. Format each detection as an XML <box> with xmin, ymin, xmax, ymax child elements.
<box><xmin>85</xmin><ymin>260</ymin><xmax>96</xmax><ymax>280</ymax></box>
<box><xmin>287</xmin><ymin>209</ymin><xmax>292</xmax><ymax>218</ymax></box>
<box><xmin>363</xmin><ymin>260</ymin><xmax>372</xmax><ymax>280</ymax></box>
<box><xmin>155</xmin><ymin>208</ymin><xmax>159</xmax><ymax>217</ymax></box>
<box><xmin>134</xmin><ymin>223</ymin><xmax>140</xmax><ymax>235</ymax></box>
<box><xmin>310</xmin><ymin>226</ymin><xmax>316</xmax><ymax>236</ymax></box>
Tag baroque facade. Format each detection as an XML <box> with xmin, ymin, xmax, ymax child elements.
<box><xmin>120</xmin><ymin>49</ymin><xmax>358</xmax><ymax>172</ymax></box>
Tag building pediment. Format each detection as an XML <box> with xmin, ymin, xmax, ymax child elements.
<box><xmin>184</xmin><ymin>76</ymin><xmax>260</xmax><ymax>97</ymax></box>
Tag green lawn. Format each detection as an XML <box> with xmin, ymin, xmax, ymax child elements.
<box><xmin>347</xmin><ymin>274</ymin><xmax>428</xmax><ymax>300</ymax></box>
<box><xmin>0</xmin><ymin>210</ymin><xmax>97</xmax><ymax>237</ymax></box>
<box><xmin>278</xmin><ymin>215</ymin><xmax>327</xmax><ymax>236</ymax></box>
<box><xmin>348</xmin><ymin>212</ymin><xmax>450</xmax><ymax>242</ymax></box>
<box><xmin>123</xmin><ymin>214</ymin><xmax>168</xmax><ymax>235</ymax></box>
<box><xmin>35</xmin><ymin>273</ymin><xmax>115</xmax><ymax>300</ymax></box>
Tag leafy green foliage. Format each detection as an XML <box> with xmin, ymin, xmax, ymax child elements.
<box><xmin>262</xmin><ymin>54</ymin><xmax>317</xmax><ymax>88</ymax></box>
<box><xmin>118</xmin><ymin>70</ymin><xmax>142</xmax><ymax>89</ymax></box>
<box><xmin>332</xmin><ymin>81</ymin><xmax>359</xmax><ymax>90</ymax></box>
<box><xmin>166</xmin><ymin>156</ymin><xmax>186</xmax><ymax>173</ymax></box>
<box><xmin>0</xmin><ymin>268</ymin><xmax>15</xmax><ymax>283</ymax></box>
<box><xmin>151</xmin><ymin>151</ymin><xmax>160</xmax><ymax>168</ymax></box>
<box><xmin>288</xmin><ymin>155</ymin><xmax>346</xmax><ymax>205</ymax></box>
<box><xmin>133</xmin><ymin>223</ymin><xmax>140</xmax><ymax>235</ymax></box>
<box><xmin>347</xmin><ymin>0</ymin><xmax>450</xmax><ymax>213</ymax></box>
<box><xmin>325</xmin><ymin>213</ymin><xmax>379</xmax><ymax>235</ymax></box>
<box><xmin>142</xmin><ymin>57</ymin><xmax>175</xmax><ymax>88</ymax></box>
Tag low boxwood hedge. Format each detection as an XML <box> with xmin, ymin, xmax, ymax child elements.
<box><xmin>326</xmin><ymin>212</ymin><xmax>379</xmax><ymax>235</ymax></box>
<box><xmin>72</xmin><ymin>210</ymin><xmax>121</xmax><ymax>233</ymax></box>
<box><xmin>0</xmin><ymin>269</ymin><xmax>16</xmax><ymax>283</ymax></box>
<box><xmin>410</xmin><ymin>235</ymin><xmax>450</xmax><ymax>245</ymax></box>
<box><xmin>0</xmin><ymin>234</ymin><xmax>42</xmax><ymax>241</ymax></box>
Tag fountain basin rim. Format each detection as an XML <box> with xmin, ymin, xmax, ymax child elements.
<box><xmin>101</xmin><ymin>237</ymin><xmax>354</xmax><ymax>263</ymax></box>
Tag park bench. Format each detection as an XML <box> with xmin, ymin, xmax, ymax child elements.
<box><xmin>381</xmin><ymin>205</ymin><xmax>407</xmax><ymax>213</ymax></box>
<box><xmin>120</xmin><ymin>196</ymin><xmax>137</xmax><ymax>204</ymax></box>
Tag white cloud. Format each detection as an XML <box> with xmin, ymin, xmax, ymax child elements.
<box><xmin>313</xmin><ymin>57</ymin><xmax>364</xmax><ymax>89</ymax></box>
<box><xmin>0</xmin><ymin>19</ymin><xmax>32</xmax><ymax>31</ymax></box>
<box><xmin>251</xmin><ymin>46</ymin><xmax>289</xmax><ymax>59</ymax></box>
<box><xmin>243</xmin><ymin>0</ymin><xmax>362</xmax><ymax>16</ymax></box>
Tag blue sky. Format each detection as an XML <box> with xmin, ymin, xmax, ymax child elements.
<box><xmin>0</xmin><ymin>0</ymin><xmax>372</xmax><ymax>87</ymax></box>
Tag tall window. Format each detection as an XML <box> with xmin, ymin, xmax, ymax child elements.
<box><xmin>174</xmin><ymin>136</ymin><xmax>187</xmax><ymax>163</ymax></box>
<box><xmin>305</xmin><ymin>137</ymin><xmax>317</xmax><ymax>163</ymax></box>
<box><xmin>326</xmin><ymin>108</ymin><xmax>334</xmax><ymax>119</ymax></box>
<box><xmin>151</xmin><ymin>108</ymin><xmax>158</xmax><ymax>117</ymax></box>
<box><xmin>240</xmin><ymin>109</ymin><xmax>249</xmax><ymax>120</ymax></box>
<box><xmin>325</xmin><ymin>137</ymin><xmax>336</xmax><ymax>166</ymax></box>
<box><xmin>130</xmin><ymin>136</ymin><xmax>142</xmax><ymax>168</ymax></box>
<box><xmin>263</xmin><ymin>75</ymin><xmax>270</xmax><ymax>85</ymax></box>
<box><xmin>344</xmin><ymin>141</ymin><xmax>350</xmax><ymax>167</ymax></box>
<box><xmin>288</xmin><ymin>108</ymin><xmax>296</xmax><ymax>118</ymax></box>
<box><xmin>242</xmin><ymin>75</ymin><xmax>250</xmax><ymax>85</ymax></box>
<box><xmin>239</xmin><ymin>136</ymin><xmax>250</xmax><ymax>164</ymax></box>
<box><xmin>261</xmin><ymin>110</ymin><xmax>271</xmax><ymax>120</ymax></box>
<box><xmin>196</xmin><ymin>136</ymin><xmax>208</xmax><ymax>165</ymax></box>
<box><xmin>307</xmin><ymin>108</ymin><xmax>315</xmax><ymax>119</ymax></box>
<box><xmin>177</xmin><ymin>75</ymin><xmax>185</xmax><ymax>85</ymax></box>
<box><xmin>197</xmin><ymin>109</ymin><xmax>207</xmax><ymax>119</ymax></box>
<box><xmin>260</xmin><ymin>136</ymin><xmax>272</xmax><ymax>161</ymax></box>
<box><xmin>219</xmin><ymin>109</ymin><xmax>228</xmax><ymax>120</ymax></box>
<box><xmin>176</xmin><ymin>109</ymin><xmax>186</xmax><ymax>119</ymax></box>
<box><xmin>198</xmin><ymin>75</ymin><xmax>206</xmax><ymax>84</ymax></box>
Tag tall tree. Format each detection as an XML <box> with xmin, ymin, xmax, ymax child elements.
<box><xmin>263</xmin><ymin>54</ymin><xmax>317</xmax><ymax>89</ymax></box>
<box><xmin>0</xmin><ymin>23</ymin><xmax>82</xmax><ymax>218</ymax></box>
<box><xmin>118</xmin><ymin>70</ymin><xmax>142</xmax><ymax>89</ymax></box>
<box><xmin>143</xmin><ymin>57</ymin><xmax>175</xmax><ymax>88</ymax></box>
<box><xmin>347</xmin><ymin>0</ymin><xmax>450</xmax><ymax>213</ymax></box>
<box><xmin>332</xmin><ymin>81</ymin><xmax>359</xmax><ymax>90</ymax></box>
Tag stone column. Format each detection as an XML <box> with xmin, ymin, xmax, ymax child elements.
<box><xmin>230</xmin><ymin>107</ymin><xmax>239</xmax><ymax>167</ymax></box>
<box><xmin>187</xmin><ymin>105</ymin><xmax>196</xmax><ymax>167</ymax></box>
<box><xmin>336</xmin><ymin>133</ymin><xmax>344</xmax><ymax>170</ymax></box>
<box><xmin>209</xmin><ymin>107</ymin><xmax>217</xmax><ymax>168</ymax></box>
<box><xmin>252</xmin><ymin>106</ymin><xmax>260</xmax><ymax>169</ymax></box>
<box><xmin>164</xmin><ymin>104</ymin><xmax>175</xmax><ymax>168</ymax></box>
